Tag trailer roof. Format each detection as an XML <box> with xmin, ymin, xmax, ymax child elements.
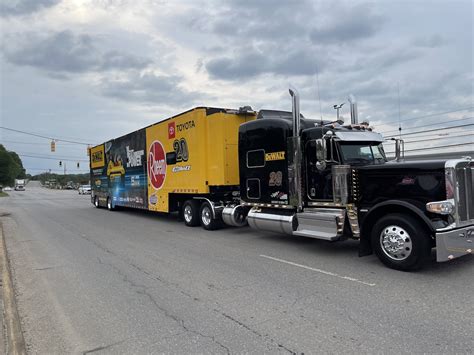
<box><xmin>90</xmin><ymin>106</ymin><xmax>251</xmax><ymax>149</ymax></box>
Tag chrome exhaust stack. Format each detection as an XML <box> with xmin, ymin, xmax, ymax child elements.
<box><xmin>348</xmin><ymin>94</ymin><xmax>358</xmax><ymax>124</ymax></box>
<box><xmin>288</xmin><ymin>87</ymin><xmax>303</xmax><ymax>212</ymax></box>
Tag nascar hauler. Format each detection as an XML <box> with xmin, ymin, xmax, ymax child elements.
<box><xmin>90</xmin><ymin>90</ymin><xmax>473</xmax><ymax>270</ymax></box>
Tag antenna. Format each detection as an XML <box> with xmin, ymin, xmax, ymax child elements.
<box><xmin>315</xmin><ymin>63</ymin><xmax>323</xmax><ymax>124</ymax></box>
<box><xmin>398</xmin><ymin>82</ymin><xmax>402</xmax><ymax>139</ymax></box>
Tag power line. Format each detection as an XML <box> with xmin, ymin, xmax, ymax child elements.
<box><xmin>24</xmin><ymin>167</ymin><xmax>90</xmax><ymax>172</ymax></box>
<box><xmin>385</xmin><ymin>142</ymin><xmax>474</xmax><ymax>154</ymax></box>
<box><xmin>16</xmin><ymin>151</ymin><xmax>88</xmax><ymax>160</ymax></box>
<box><xmin>401</xmin><ymin>132</ymin><xmax>474</xmax><ymax>144</ymax></box>
<box><xmin>379</xmin><ymin>117</ymin><xmax>473</xmax><ymax>135</ymax></box>
<box><xmin>0</xmin><ymin>126</ymin><xmax>93</xmax><ymax>145</ymax></box>
<box><xmin>0</xmin><ymin>140</ymin><xmax>79</xmax><ymax>146</ymax></box>
<box><xmin>379</xmin><ymin>107</ymin><xmax>474</xmax><ymax>125</ymax></box>
<box><xmin>19</xmin><ymin>154</ymin><xmax>89</xmax><ymax>162</ymax></box>
<box><xmin>384</xmin><ymin>124</ymin><xmax>474</xmax><ymax>138</ymax></box>
<box><xmin>398</xmin><ymin>130</ymin><xmax>474</xmax><ymax>143</ymax></box>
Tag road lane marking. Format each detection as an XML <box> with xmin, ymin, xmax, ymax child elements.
<box><xmin>260</xmin><ymin>254</ymin><xmax>376</xmax><ymax>287</ymax></box>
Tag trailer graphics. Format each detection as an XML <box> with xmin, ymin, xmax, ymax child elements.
<box><xmin>91</xmin><ymin>107</ymin><xmax>256</xmax><ymax>215</ymax></box>
<box><xmin>91</xmin><ymin>129</ymin><xmax>147</xmax><ymax>209</ymax></box>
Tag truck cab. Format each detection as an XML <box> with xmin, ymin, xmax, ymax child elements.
<box><xmin>223</xmin><ymin>89</ymin><xmax>473</xmax><ymax>271</ymax></box>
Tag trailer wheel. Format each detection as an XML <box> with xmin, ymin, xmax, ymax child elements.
<box><xmin>107</xmin><ymin>197</ymin><xmax>114</xmax><ymax>211</ymax></box>
<box><xmin>94</xmin><ymin>196</ymin><xmax>100</xmax><ymax>208</ymax></box>
<box><xmin>183</xmin><ymin>200</ymin><xmax>200</xmax><ymax>227</ymax></box>
<box><xmin>200</xmin><ymin>201</ymin><xmax>221</xmax><ymax>230</ymax></box>
<box><xmin>371</xmin><ymin>213</ymin><xmax>431</xmax><ymax>271</ymax></box>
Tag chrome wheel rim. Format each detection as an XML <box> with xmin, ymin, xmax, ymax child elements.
<box><xmin>201</xmin><ymin>206</ymin><xmax>212</xmax><ymax>226</ymax></box>
<box><xmin>95</xmin><ymin>198</ymin><xmax>99</xmax><ymax>207</ymax></box>
<box><xmin>184</xmin><ymin>205</ymin><xmax>193</xmax><ymax>223</ymax></box>
<box><xmin>380</xmin><ymin>225</ymin><xmax>412</xmax><ymax>261</ymax></box>
<box><xmin>107</xmin><ymin>199</ymin><xmax>111</xmax><ymax>209</ymax></box>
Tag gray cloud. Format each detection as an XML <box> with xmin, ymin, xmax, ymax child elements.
<box><xmin>309</xmin><ymin>3</ymin><xmax>384</xmax><ymax>44</ymax></box>
<box><xmin>100</xmin><ymin>72</ymin><xmax>205</xmax><ymax>106</ymax></box>
<box><xmin>194</xmin><ymin>1</ymin><xmax>385</xmax><ymax>81</ymax></box>
<box><xmin>413</xmin><ymin>34</ymin><xmax>447</xmax><ymax>48</ymax></box>
<box><xmin>205</xmin><ymin>45</ymin><xmax>328</xmax><ymax>80</ymax></box>
<box><xmin>0</xmin><ymin>0</ymin><xmax>60</xmax><ymax>16</ymax></box>
<box><xmin>3</xmin><ymin>30</ymin><xmax>151</xmax><ymax>75</ymax></box>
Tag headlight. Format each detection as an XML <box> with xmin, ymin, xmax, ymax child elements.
<box><xmin>426</xmin><ymin>199</ymin><xmax>454</xmax><ymax>215</ymax></box>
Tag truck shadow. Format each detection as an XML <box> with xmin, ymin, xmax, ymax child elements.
<box><xmin>106</xmin><ymin>207</ymin><xmax>474</xmax><ymax>273</ymax></box>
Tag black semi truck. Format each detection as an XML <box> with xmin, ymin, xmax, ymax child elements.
<box><xmin>221</xmin><ymin>89</ymin><xmax>473</xmax><ymax>271</ymax></box>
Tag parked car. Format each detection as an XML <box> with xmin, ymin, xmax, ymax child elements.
<box><xmin>3</xmin><ymin>187</ymin><xmax>12</xmax><ymax>191</ymax></box>
<box><xmin>78</xmin><ymin>185</ymin><xmax>91</xmax><ymax>194</ymax></box>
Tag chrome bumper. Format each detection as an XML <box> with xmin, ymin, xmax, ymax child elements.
<box><xmin>436</xmin><ymin>225</ymin><xmax>474</xmax><ymax>262</ymax></box>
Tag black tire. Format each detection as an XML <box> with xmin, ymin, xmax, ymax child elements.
<box><xmin>199</xmin><ymin>201</ymin><xmax>221</xmax><ymax>230</ymax></box>
<box><xmin>106</xmin><ymin>197</ymin><xmax>114</xmax><ymax>211</ymax></box>
<box><xmin>371</xmin><ymin>213</ymin><xmax>431</xmax><ymax>271</ymax></box>
<box><xmin>182</xmin><ymin>200</ymin><xmax>200</xmax><ymax>227</ymax></box>
<box><xmin>94</xmin><ymin>196</ymin><xmax>100</xmax><ymax>208</ymax></box>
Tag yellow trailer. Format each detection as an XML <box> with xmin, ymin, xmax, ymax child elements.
<box><xmin>90</xmin><ymin>107</ymin><xmax>255</xmax><ymax>229</ymax></box>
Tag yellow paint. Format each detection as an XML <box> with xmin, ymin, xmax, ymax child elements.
<box><xmin>265</xmin><ymin>151</ymin><xmax>285</xmax><ymax>161</ymax></box>
<box><xmin>90</xmin><ymin>145</ymin><xmax>105</xmax><ymax>168</ymax></box>
<box><xmin>146</xmin><ymin>108</ymin><xmax>255</xmax><ymax>212</ymax></box>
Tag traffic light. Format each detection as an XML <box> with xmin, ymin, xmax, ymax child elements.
<box><xmin>59</xmin><ymin>161</ymin><xmax>62</xmax><ymax>167</ymax></box>
<box><xmin>77</xmin><ymin>162</ymin><xmax>80</xmax><ymax>168</ymax></box>
<box><xmin>51</xmin><ymin>140</ymin><xmax>56</xmax><ymax>152</ymax></box>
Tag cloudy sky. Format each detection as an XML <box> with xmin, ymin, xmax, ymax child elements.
<box><xmin>0</xmin><ymin>0</ymin><xmax>473</xmax><ymax>174</ymax></box>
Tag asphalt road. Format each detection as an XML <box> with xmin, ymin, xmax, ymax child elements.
<box><xmin>0</xmin><ymin>182</ymin><xmax>473</xmax><ymax>354</ymax></box>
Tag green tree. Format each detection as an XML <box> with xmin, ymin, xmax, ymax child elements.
<box><xmin>0</xmin><ymin>145</ymin><xmax>25</xmax><ymax>186</ymax></box>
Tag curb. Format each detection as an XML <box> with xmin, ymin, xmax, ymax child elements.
<box><xmin>1</xmin><ymin>223</ymin><xmax>26</xmax><ymax>355</ymax></box>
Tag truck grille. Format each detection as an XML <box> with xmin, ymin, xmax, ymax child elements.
<box><xmin>453</xmin><ymin>160</ymin><xmax>474</xmax><ymax>224</ymax></box>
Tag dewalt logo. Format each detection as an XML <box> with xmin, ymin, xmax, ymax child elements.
<box><xmin>265</xmin><ymin>151</ymin><xmax>285</xmax><ymax>161</ymax></box>
<box><xmin>90</xmin><ymin>145</ymin><xmax>105</xmax><ymax>168</ymax></box>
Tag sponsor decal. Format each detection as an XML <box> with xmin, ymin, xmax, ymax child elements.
<box><xmin>265</xmin><ymin>151</ymin><xmax>285</xmax><ymax>161</ymax></box>
<box><xmin>149</xmin><ymin>194</ymin><xmax>158</xmax><ymax>205</ymax></box>
<box><xmin>401</xmin><ymin>177</ymin><xmax>415</xmax><ymax>185</ymax></box>
<box><xmin>168</xmin><ymin>122</ymin><xmax>176</xmax><ymax>139</ymax></box>
<box><xmin>177</xmin><ymin>120</ymin><xmax>195</xmax><ymax>132</ymax></box>
<box><xmin>90</xmin><ymin>145</ymin><xmax>105</xmax><ymax>168</ymax></box>
<box><xmin>172</xmin><ymin>165</ymin><xmax>191</xmax><ymax>172</ymax></box>
<box><xmin>148</xmin><ymin>140</ymin><xmax>166</xmax><ymax>190</ymax></box>
<box><xmin>126</xmin><ymin>146</ymin><xmax>144</xmax><ymax>167</ymax></box>
<box><xmin>271</xmin><ymin>191</ymin><xmax>288</xmax><ymax>200</ymax></box>
<box><xmin>130</xmin><ymin>175</ymin><xmax>141</xmax><ymax>186</ymax></box>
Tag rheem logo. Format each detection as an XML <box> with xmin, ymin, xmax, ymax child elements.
<box><xmin>168</xmin><ymin>122</ymin><xmax>176</xmax><ymax>139</ymax></box>
<box><xmin>148</xmin><ymin>140</ymin><xmax>166</xmax><ymax>190</ymax></box>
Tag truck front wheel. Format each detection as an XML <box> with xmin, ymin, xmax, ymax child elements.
<box><xmin>200</xmin><ymin>201</ymin><xmax>221</xmax><ymax>230</ymax></box>
<box><xmin>183</xmin><ymin>200</ymin><xmax>200</xmax><ymax>227</ymax></box>
<box><xmin>371</xmin><ymin>213</ymin><xmax>431</xmax><ymax>271</ymax></box>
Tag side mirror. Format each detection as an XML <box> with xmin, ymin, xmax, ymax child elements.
<box><xmin>166</xmin><ymin>152</ymin><xmax>177</xmax><ymax>165</ymax></box>
<box><xmin>315</xmin><ymin>138</ymin><xmax>327</xmax><ymax>171</ymax></box>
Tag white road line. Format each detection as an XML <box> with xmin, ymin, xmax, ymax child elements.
<box><xmin>260</xmin><ymin>254</ymin><xmax>376</xmax><ymax>287</ymax></box>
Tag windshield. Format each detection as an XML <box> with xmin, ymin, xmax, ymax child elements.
<box><xmin>339</xmin><ymin>143</ymin><xmax>386</xmax><ymax>165</ymax></box>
